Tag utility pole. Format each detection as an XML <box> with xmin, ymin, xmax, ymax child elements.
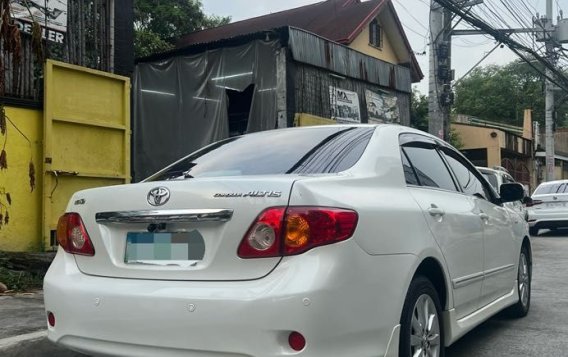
<box><xmin>429</xmin><ymin>1</ymin><xmax>453</xmax><ymax>140</ymax></box>
<box><xmin>544</xmin><ymin>0</ymin><xmax>556</xmax><ymax>181</ymax></box>
<box><xmin>534</xmin><ymin>0</ymin><xmax>558</xmax><ymax>181</ymax></box>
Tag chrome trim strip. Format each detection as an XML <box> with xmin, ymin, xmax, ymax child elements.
<box><xmin>452</xmin><ymin>272</ymin><xmax>484</xmax><ymax>289</ymax></box>
<box><xmin>484</xmin><ymin>264</ymin><xmax>515</xmax><ymax>278</ymax></box>
<box><xmin>452</xmin><ymin>264</ymin><xmax>516</xmax><ymax>289</ymax></box>
<box><xmin>95</xmin><ymin>209</ymin><xmax>234</xmax><ymax>224</ymax></box>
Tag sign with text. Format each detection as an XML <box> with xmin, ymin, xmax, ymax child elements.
<box><xmin>12</xmin><ymin>0</ymin><xmax>68</xmax><ymax>43</ymax></box>
<box><xmin>365</xmin><ymin>90</ymin><xmax>399</xmax><ymax>124</ymax></box>
<box><xmin>329</xmin><ymin>86</ymin><xmax>361</xmax><ymax>124</ymax></box>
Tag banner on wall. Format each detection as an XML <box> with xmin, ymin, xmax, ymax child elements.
<box><xmin>12</xmin><ymin>0</ymin><xmax>68</xmax><ymax>43</ymax></box>
<box><xmin>329</xmin><ymin>86</ymin><xmax>361</xmax><ymax>124</ymax></box>
<box><xmin>365</xmin><ymin>90</ymin><xmax>400</xmax><ymax>124</ymax></box>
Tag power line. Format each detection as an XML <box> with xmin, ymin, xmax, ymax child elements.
<box><xmin>394</xmin><ymin>0</ymin><xmax>429</xmax><ymax>31</ymax></box>
<box><xmin>434</xmin><ymin>0</ymin><xmax>568</xmax><ymax>93</ymax></box>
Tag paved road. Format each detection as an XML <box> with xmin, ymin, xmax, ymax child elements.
<box><xmin>3</xmin><ymin>232</ymin><xmax>568</xmax><ymax>356</ymax></box>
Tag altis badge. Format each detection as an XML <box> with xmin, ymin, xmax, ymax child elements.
<box><xmin>214</xmin><ymin>191</ymin><xmax>282</xmax><ymax>198</ymax></box>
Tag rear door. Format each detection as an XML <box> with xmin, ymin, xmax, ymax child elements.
<box><xmin>401</xmin><ymin>135</ymin><xmax>484</xmax><ymax>318</ymax></box>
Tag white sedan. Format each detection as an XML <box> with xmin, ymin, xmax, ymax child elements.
<box><xmin>44</xmin><ymin>125</ymin><xmax>531</xmax><ymax>357</ymax></box>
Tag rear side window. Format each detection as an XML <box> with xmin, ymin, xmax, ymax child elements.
<box><xmin>401</xmin><ymin>150</ymin><xmax>419</xmax><ymax>185</ymax></box>
<box><xmin>442</xmin><ymin>151</ymin><xmax>490</xmax><ymax>200</ymax></box>
<box><xmin>147</xmin><ymin>127</ymin><xmax>375</xmax><ymax>181</ymax></box>
<box><xmin>403</xmin><ymin>146</ymin><xmax>457</xmax><ymax>191</ymax></box>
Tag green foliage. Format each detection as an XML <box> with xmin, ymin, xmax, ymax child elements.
<box><xmin>410</xmin><ymin>88</ymin><xmax>429</xmax><ymax>132</ymax></box>
<box><xmin>0</xmin><ymin>267</ymin><xmax>43</xmax><ymax>292</ymax></box>
<box><xmin>134</xmin><ymin>0</ymin><xmax>231</xmax><ymax>58</ymax></box>
<box><xmin>449</xmin><ymin>128</ymin><xmax>463</xmax><ymax>149</ymax></box>
<box><xmin>454</xmin><ymin>60</ymin><xmax>568</xmax><ymax>127</ymax></box>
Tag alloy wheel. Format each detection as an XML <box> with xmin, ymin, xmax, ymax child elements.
<box><xmin>410</xmin><ymin>294</ymin><xmax>441</xmax><ymax>357</ymax></box>
<box><xmin>519</xmin><ymin>252</ymin><xmax>530</xmax><ymax>307</ymax></box>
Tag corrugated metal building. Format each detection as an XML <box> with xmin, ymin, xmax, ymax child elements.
<box><xmin>133</xmin><ymin>0</ymin><xmax>423</xmax><ymax>181</ymax></box>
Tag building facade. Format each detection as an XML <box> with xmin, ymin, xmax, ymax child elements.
<box><xmin>133</xmin><ymin>0</ymin><xmax>423</xmax><ymax>181</ymax></box>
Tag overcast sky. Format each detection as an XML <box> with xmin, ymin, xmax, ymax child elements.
<box><xmin>202</xmin><ymin>0</ymin><xmax>563</xmax><ymax>94</ymax></box>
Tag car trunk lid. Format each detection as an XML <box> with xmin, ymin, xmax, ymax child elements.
<box><xmin>70</xmin><ymin>176</ymin><xmax>298</xmax><ymax>281</ymax></box>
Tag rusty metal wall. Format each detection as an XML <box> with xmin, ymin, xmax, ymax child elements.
<box><xmin>2</xmin><ymin>0</ymin><xmax>117</xmax><ymax>101</ymax></box>
<box><xmin>288</xmin><ymin>27</ymin><xmax>412</xmax><ymax>94</ymax></box>
<box><xmin>292</xmin><ymin>63</ymin><xmax>410</xmax><ymax>125</ymax></box>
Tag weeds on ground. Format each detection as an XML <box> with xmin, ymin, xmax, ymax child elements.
<box><xmin>0</xmin><ymin>266</ymin><xmax>43</xmax><ymax>292</ymax></box>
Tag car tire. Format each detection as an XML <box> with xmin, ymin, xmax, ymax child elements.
<box><xmin>506</xmin><ymin>247</ymin><xmax>531</xmax><ymax>318</ymax></box>
<box><xmin>399</xmin><ymin>276</ymin><xmax>445</xmax><ymax>357</ymax></box>
<box><xmin>529</xmin><ymin>227</ymin><xmax>538</xmax><ymax>236</ymax></box>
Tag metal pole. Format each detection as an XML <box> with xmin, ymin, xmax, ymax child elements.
<box><xmin>429</xmin><ymin>1</ymin><xmax>445</xmax><ymax>139</ymax></box>
<box><xmin>545</xmin><ymin>0</ymin><xmax>555</xmax><ymax>181</ymax></box>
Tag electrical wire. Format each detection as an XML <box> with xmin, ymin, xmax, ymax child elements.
<box><xmin>434</xmin><ymin>0</ymin><xmax>568</xmax><ymax>93</ymax></box>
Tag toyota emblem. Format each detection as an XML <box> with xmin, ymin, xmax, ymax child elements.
<box><xmin>147</xmin><ymin>187</ymin><xmax>170</xmax><ymax>206</ymax></box>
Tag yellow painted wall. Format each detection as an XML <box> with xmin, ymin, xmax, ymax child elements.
<box><xmin>42</xmin><ymin>60</ymin><xmax>131</xmax><ymax>249</ymax></box>
<box><xmin>0</xmin><ymin>107</ymin><xmax>43</xmax><ymax>252</ymax></box>
<box><xmin>452</xmin><ymin>123</ymin><xmax>502</xmax><ymax>167</ymax></box>
<box><xmin>294</xmin><ymin>113</ymin><xmax>336</xmax><ymax>127</ymax></box>
<box><xmin>349</xmin><ymin>19</ymin><xmax>400</xmax><ymax>64</ymax></box>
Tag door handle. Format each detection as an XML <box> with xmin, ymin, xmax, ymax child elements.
<box><xmin>428</xmin><ymin>206</ymin><xmax>445</xmax><ymax>217</ymax></box>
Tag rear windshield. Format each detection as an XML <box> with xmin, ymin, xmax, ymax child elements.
<box><xmin>534</xmin><ymin>183</ymin><xmax>568</xmax><ymax>195</ymax></box>
<box><xmin>147</xmin><ymin>127</ymin><xmax>375</xmax><ymax>181</ymax></box>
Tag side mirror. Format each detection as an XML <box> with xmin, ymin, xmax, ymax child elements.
<box><xmin>500</xmin><ymin>183</ymin><xmax>525</xmax><ymax>203</ymax></box>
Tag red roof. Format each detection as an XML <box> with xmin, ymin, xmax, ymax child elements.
<box><xmin>176</xmin><ymin>0</ymin><xmax>423</xmax><ymax>81</ymax></box>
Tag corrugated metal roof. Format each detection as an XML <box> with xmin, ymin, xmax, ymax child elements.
<box><xmin>177</xmin><ymin>0</ymin><xmax>385</xmax><ymax>48</ymax></box>
<box><xmin>174</xmin><ymin>0</ymin><xmax>422</xmax><ymax>82</ymax></box>
<box><xmin>288</xmin><ymin>27</ymin><xmax>412</xmax><ymax>93</ymax></box>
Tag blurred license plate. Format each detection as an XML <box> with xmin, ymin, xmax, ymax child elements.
<box><xmin>125</xmin><ymin>231</ymin><xmax>205</xmax><ymax>265</ymax></box>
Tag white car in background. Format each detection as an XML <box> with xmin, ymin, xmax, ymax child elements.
<box><xmin>477</xmin><ymin>166</ymin><xmax>528</xmax><ymax>221</ymax></box>
<box><xmin>44</xmin><ymin>125</ymin><xmax>531</xmax><ymax>357</ymax></box>
<box><xmin>527</xmin><ymin>179</ymin><xmax>568</xmax><ymax>236</ymax></box>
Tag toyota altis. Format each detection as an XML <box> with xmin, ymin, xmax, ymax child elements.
<box><xmin>44</xmin><ymin>125</ymin><xmax>531</xmax><ymax>357</ymax></box>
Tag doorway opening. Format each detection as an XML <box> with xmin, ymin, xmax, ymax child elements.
<box><xmin>227</xmin><ymin>84</ymin><xmax>255</xmax><ymax>137</ymax></box>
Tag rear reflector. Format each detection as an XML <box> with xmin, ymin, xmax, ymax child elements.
<box><xmin>47</xmin><ymin>311</ymin><xmax>55</xmax><ymax>327</ymax></box>
<box><xmin>238</xmin><ymin>206</ymin><xmax>358</xmax><ymax>259</ymax></box>
<box><xmin>288</xmin><ymin>331</ymin><xmax>306</xmax><ymax>351</ymax></box>
<box><xmin>57</xmin><ymin>213</ymin><xmax>95</xmax><ymax>256</ymax></box>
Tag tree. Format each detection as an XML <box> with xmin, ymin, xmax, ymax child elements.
<box><xmin>410</xmin><ymin>88</ymin><xmax>429</xmax><ymax>132</ymax></box>
<box><xmin>454</xmin><ymin>60</ymin><xmax>568</xmax><ymax>127</ymax></box>
<box><xmin>134</xmin><ymin>0</ymin><xmax>231</xmax><ymax>58</ymax></box>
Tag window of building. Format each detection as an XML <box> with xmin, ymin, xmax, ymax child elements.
<box><xmin>369</xmin><ymin>19</ymin><xmax>383</xmax><ymax>48</ymax></box>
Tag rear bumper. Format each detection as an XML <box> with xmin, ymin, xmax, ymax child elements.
<box><xmin>44</xmin><ymin>243</ymin><xmax>416</xmax><ymax>357</ymax></box>
<box><xmin>527</xmin><ymin>210</ymin><xmax>568</xmax><ymax>229</ymax></box>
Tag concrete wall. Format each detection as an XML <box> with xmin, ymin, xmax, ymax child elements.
<box><xmin>452</xmin><ymin>123</ymin><xmax>503</xmax><ymax>167</ymax></box>
<box><xmin>0</xmin><ymin>107</ymin><xmax>43</xmax><ymax>252</ymax></box>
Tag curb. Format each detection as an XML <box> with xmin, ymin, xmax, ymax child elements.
<box><xmin>0</xmin><ymin>330</ymin><xmax>48</xmax><ymax>350</ymax></box>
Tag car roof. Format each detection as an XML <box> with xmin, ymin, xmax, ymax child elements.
<box><xmin>536</xmin><ymin>179</ymin><xmax>568</xmax><ymax>186</ymax></box>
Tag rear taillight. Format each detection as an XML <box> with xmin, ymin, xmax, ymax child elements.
<box><xmin>56</xmin><ymin>213</ymin><xmax>95</xmax><ymax>256</ymax></box>
<box><xmin>238</xmin><ymin>207</ymin><xmax>358</xmax><ymax>259</ymax></box>
<box><xmin>525</xmin><ymin>200</ymin><xmax>543</xmax><ymax>207</ymax></box>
